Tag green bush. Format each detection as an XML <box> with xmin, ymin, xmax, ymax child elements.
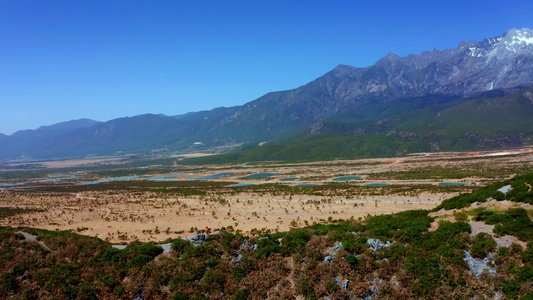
<box><xmin>232</xmin><ymin>267</ymin><xmax>247</xmax><ymax>282</ymax></box>
<box><xmin>346</xmin><ymin>255</ymin><xmax>359</xmax><ymax>269</ymax></box>
<box><xmin>171</xmin><ymin>239</ymin><xmax>192</xmax><ymax>253</ymax></box>
<box><xmin>282</xmin><ymin>228</ymin><xmax>311</xmax><ymax>255</ymax></box>
<box><xmin>298</xmin><ymin>280</ymin><xmax>315</xmax><ymax>298</ymax></box>
<box><xmin>342</xmin><ymin>237</ymin><xmax>367</xmax><ymax>254</ymax></box>
<box><xmin>522</xmin><ymin>242</ymin><xmax>533</xmax><ymax>263</ymax></box>
<box><xmin>420</xmin><ymin>221</ymin><xmax>470</xmax><ymax>251</ymax></box>
<box><xmin>46</xmin><ymin>264</ymin><xmax>80</xmax><ymax>289</ymax></box>
<box><xmin>502</xmin><ymin>280</ymin><xmax>520</xmax><ymax>299</ymax></box>
<box><xmin>172</xmin><ymin>291</ymin><xmax>190</xmax><ymax>300</ymax></box>
<box><xmin>2</xmin><ymin>273</ymin><xmax>16</xmax><ymax>293</ymax></box>
<box><xmin>232</xmin><ymin>289</ymin><xmax>250</xmax><ymax>300</ymax></box>
<box><xmin>135</xmin><ymin>243</ymin><xmax>164</xmax><ymax>257</ymax></box>
<box><xmin>471</xmin><ymin>233</ymin><xmax>496</xmax><ymax>259</ymax></box>
<box><xmin>255</xmin><ymin>238</ymin><xmax>281</xmax><ymax>258</ymax></box>
<box><xmin>496</xmin><ymin>246</ymin><xmax>510</xmax><ymax>263</ymax></box>
<box><xmin>518</xmin><ymin>265</ymin><xmax>533</xmax><ymax>282</ymax></box>
<box><xmin>78</xmin><ymin>282</ymin><xmax>98</xmax><ymax>300</ymax></box>
<box><xmin>127</xmin><ymin>254</ymin><xmax>154</xmax><ymax>268</ymax></box>
<box><xmin>454</xmin><ymin>211</ymin><xmax>469</xmax><ymax>221</ymax></box>
<box><xmin>479</xmin><ymin>209</ymin><xmax>533</xmax><ymax>241</ymax></box>
<box><xmin>201</xmin><ymin>268</ymin><xmax>227</xmax><ymax>291</ymax></box>
<box><xmin>385</xmin><ymin>243</ymin><xmax>408</xmax><ymax>263</ymax></box>
<box><xmin>326</xmin><ymin>281</ymin><xmax>339</xmax><ymax>292</ymax></box>
<box><xmin>113</xmin><ymin>285</ymin><xmax>125</xmax><ymax>296</ymax></box>
<box><xmin>365</xmin><ymin>210</ymin><xmax>432</xmax><ymax>243</ymax></box>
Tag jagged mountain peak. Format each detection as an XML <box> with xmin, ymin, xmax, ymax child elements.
<box><xmin>464</xmin><ymin>27</ymin><xmax>533</xmax><ymax>59</ymax></box>
<box><xmin>504</xmin><ymin>27</ymin><xmax>533</xmax><ymax>41</ymax></box>
<box><xmin>498</xmin><ymin>27</ymin><xmax>533</xmax><ymax>53</ymax></box>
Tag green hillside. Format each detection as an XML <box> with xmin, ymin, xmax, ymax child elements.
<box><xmin>191</xmin><ymin>87</ymin><xmax>533</xmax><ymax>164</ymax></box>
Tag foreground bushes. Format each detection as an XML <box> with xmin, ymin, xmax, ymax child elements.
<box><xmin>1</xmin><ymin>203</ymin><xmax>533</xmax><ymax>298</ymax></box>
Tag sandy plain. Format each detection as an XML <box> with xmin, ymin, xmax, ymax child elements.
<box><xmin>1</xmin><ymin>147</ymin><xmax>532</xmax><ymax>243</ymax></box>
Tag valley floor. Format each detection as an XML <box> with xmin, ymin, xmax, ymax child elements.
<box><xmin>1</xmin><ymin>147</ymin><xmax>532</xmax><ymax>243</ymax></box>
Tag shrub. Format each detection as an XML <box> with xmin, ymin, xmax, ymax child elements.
<box><xmin>471</xmin><ymin>233</ymin><xmax>496</xmax><ymax>259</ymax></box>
<box><xmin>88</xmin><ymin>248</ymin><xmax>123</xmax><ymax>265</ymax></box>
<box><xmin>232</xmin><ymin>267</ymin><xmax>247</xmax><ymax>282</ymax></box>
<box><xmin>282</xmin><ymin>228</ymin><xmax>311</xmax><ymax>255</ymax></box>
<box><xmin>346</xmin><ymin>255</ymin><xmax>359</xmax><ymax>269</ymax></box>
<box><xmin>326</xmin><ymin>281</ymin><xmax>339</xmax><ymax>292</ymax></box>
<box><xmin>365</xmin><ymin>210</ymin><xmax>432</xmax><ymax>243</ymax></box>
<box><xmin>78</xmin><ymin>282</ymin><xmax>98</xmax><ymax>300</ymax></box>
<box><xmin>518</xmin><ymin>265</ymin><xmax>533</xmax><ymax>282</ymax></box>
<box><xmin>420</xmin><ymin>221</ymin><xmax>470</xmax><ymax>251</ymax></box>
<box><xmin>298</xmin><ymin>280</ymin><xmax>315</xmax><ymax>298</ymax></box>
<box><xmin>232</xmin><ymin>289</ymin><xmax>250</xmax><ymax>300</ymax></box>
<box><xmin>201</xmin><ymin>268</ymin><xmax>227</xmax><ymax>291</ymax></box>
<box><xmin>46</xmin><ymin>264</ymin><xmax>80</xmax><ymax>289</ymax></box>
<box><xmin>496</xmin><ymin>246</ymin><xmax>510</xmax><ymax>263</ymax></box>
<box><xmin>522</xmin><ymin>242</ymin><xmax>533</xmax><ymax>263</ymax></box>
<box><xmin>2</xmin><ymin>273</ymin><xmax>16</xmax><ymax>293</ymax></box>
<box><xmin>255</xmin><ymin>238</ymin><xmax>281</xmax><ymax>258</ymax></box>
<box><xmin>113</xmin><ymin>285</ymin><xmax>125</xmax><ymax>296</ymax></box>
<box><xmin>493</xmin><ymin>209</ymin><xmax>532</xmax><ymax>241</ymax></box>
<box><xmin>454</xmin><ymin>211</ymin><xmax>469</xmax><ymax>222</ymax></box>
<box><xmin>171</xmin><ymin>239</ymin><xmax>192</xmax><ymax>254</ymax></box>
<box><xmin>172</xmin><ymin>291</ymin><xmax>189</xmax><ymax>300</ymax></box>
<box><xmin>127</xmin><ymin>254</ymin><xmax>153</xmax><ymax>268</ymax></box>
<box><xmin>135</xmin><ymin>243</ymin><xmax>164</xmax><ymax>258</ymax></box>
<box><xmin>502</xmin><ymin>280</ymin><xmax>520</xmax><ymax>299</ymax></box>
<box><xmin>342</xmin><ymin>237</ymin><xmax>367</xmax><ymax>254</ymax></box>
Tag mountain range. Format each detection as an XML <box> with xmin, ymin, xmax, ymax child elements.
<box><xmin>2</xmin><ymin>28</ymin><xmax>533</xmax><ymax>162</ymax></box>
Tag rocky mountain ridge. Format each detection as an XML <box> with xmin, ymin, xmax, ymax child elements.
<box><xmin>2</xmin><ymin>28</ymin><xmax>533</xmax><ymax>161</ymax></box>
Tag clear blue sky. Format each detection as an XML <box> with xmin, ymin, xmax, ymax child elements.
<box><xmin>1</xmin><ymin>0</ymin><xmax>532</xmax><ymax>135</ymax></box>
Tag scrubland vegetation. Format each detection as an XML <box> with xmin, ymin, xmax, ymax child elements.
<box><xmin>2</xmin><ymin>173</ymin><xmax>533</xmax><ymax>299</ymax></box>
<box><xmin>1</xmin><ymin>152</ymin><xmax>533</xmax><ymax>299</ymax></box>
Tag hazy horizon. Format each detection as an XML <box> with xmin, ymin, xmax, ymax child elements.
<box><xmin>2</xmin><ymin>0</ymin><xmax>532</xmax><ymax>135</ymax></box>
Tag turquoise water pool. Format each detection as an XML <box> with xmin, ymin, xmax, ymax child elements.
<box><xmin>146</xmin><ymin>175</ymin><xmax>182</xmax><ymax>180</ymax></box>
<box><xmin>438</xmin><ymin>182</ymin><xmax>466</xmax><ymax>186</ymax></box>
<box><xmin>364</xmin><ymin>183</ymin><xmax>389</xmax><ymax>187</ymax></box>
<box><xmin>333</xmin><ymin>176</ymin><xmax>361</xmax><ymax>181</ymax></box>
<box><xmin>280</xmin><ymin>177</ymin><xmax>299</xmax><ymax>181</ymax></box>
<box><xmin>80</xmin><ymin>175</ymin><xmax>146</xmax><ymax>185</ymax></box>
<box><xmin>49</xmin><ymin>176</ymin><xmax>78</xmax><ymax>181</ymax></box>
<box><xmin>239</xmin><ymin>173</ymin><xmax>279</xmax><ymax>179</ymax></box>
<box><xmin>0</xmin><ymin>183</ymin><xmax>22</xmax><ymax>189</ymax></box>
<box><xmin>187</xmin><ymin>172</ymin><xmax>235</xmax><ymax>180</ymax></box>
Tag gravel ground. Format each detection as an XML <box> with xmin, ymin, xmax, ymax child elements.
<box><xmin>16</xmin><ymin>231</ymin><xmax>38</xmax><ymax>241</ymax></box>
<box><xmin>112</xmin><ymin>243</ymin><xmax>172</xmax><ymax>253</ymax></box>
<box><xmin>469</xmin><ymin>221</ymin><xmax>525</xmax><ymax>248</ymax></box>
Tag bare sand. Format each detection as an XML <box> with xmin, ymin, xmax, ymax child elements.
<box><xmin>0</xmin><ymin>189</ymin><xmax>454</xmax><ymax>243</ymax></box>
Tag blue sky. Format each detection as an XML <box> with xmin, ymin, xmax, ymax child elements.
<box><xmin>1</xmin><ymin>0</ymin><xmax>532</xmax><ymax>135</ymax></box>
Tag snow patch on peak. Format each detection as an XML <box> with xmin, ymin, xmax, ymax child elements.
<box><xmin>468</xmin><ymin>47</ymin><xmax>483</xmax><ymax>57</ymax></box>
<box><xmin>483</xmin><ymin>28</ymin><xmax>533</xmax><ymax>59</ymax></box>
<box><xmin>514</xmin><ymin>35</ymin><xmax>533</xmax><ymax>45</ymax></box>
<box><xmin>504</xmin><ymin>28</ymin><xmax>533</xmax><ymax>46</ymax></box>
<box><xmin>506</xmin><ymin>28</ymin><xmax>533</xmax><ymax>37</ymax></box>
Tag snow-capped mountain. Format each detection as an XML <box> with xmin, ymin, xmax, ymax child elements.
<box><xmin>468</xmin><ymin>28</ymin><xmax>533</xmax><ymax>58</ymax></box>
<box><xmin>2</xmin><ymin>28</ymin><xmax>533</xmax><ymax>161</ymax></box>
<box><xmin>304</xmin><ymin>28</ymin><xmax>533</xmax><ymax>102</ymax></box>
